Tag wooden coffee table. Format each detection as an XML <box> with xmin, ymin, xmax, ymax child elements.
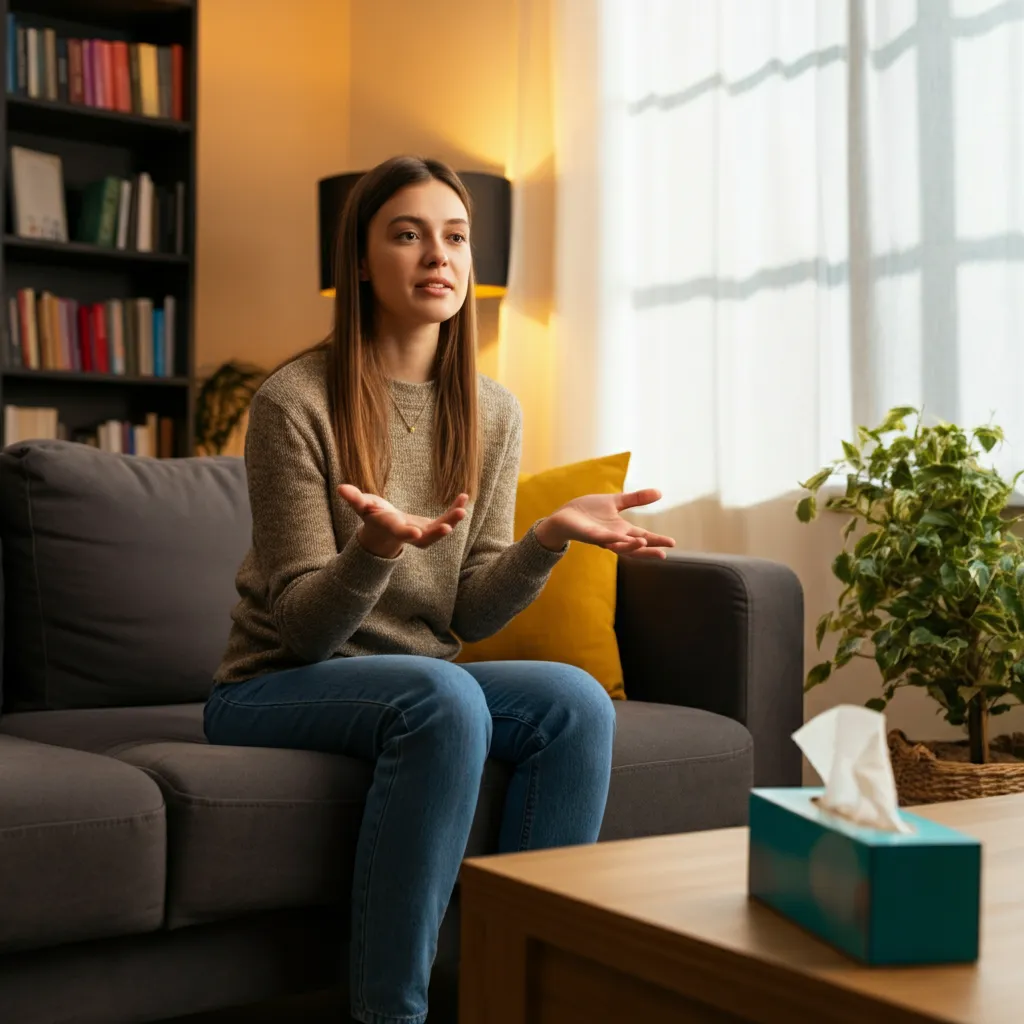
<box><xmin>459</xmin><ymin>792</ymin><xmax>1024</xmax><ymax>1024</ymax></box>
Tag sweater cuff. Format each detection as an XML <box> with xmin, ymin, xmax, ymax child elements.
<box><xmin>329</xmin><ymin>531</ymin><xmax>404</xmax><ymax>596</ymax></box>
<box><xmin>519</xmin><ymin>520</ymin><xmax>569</xmax><ymax>573</ymax></box>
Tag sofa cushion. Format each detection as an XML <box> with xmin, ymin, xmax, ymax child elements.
<box><xmin>0</xmin><ymin>703</ymin><xmax>208</xmax><ymax>753</ymax></box>
<box><xmin>0</xmin><ymin>441</ymin><xmax>251</xmax><ymax>710</ymax></box>
<box><xmin>1</xmin><ymin>700</ymin><xmax>752</xmax><ymax>928</ymax></box>
<box><xmin>0</xmin><ymin>734</ymin><xmax>166</xmax><ymax>953</ymax></box>
<box><xmin>601</xmin><ymin>700</ymin><xmax>753</xmax><ymax>839</ymax></box>
<box><xmin>114</xmin><ymin>729</ymin><xmax>510</xmax><ymax>929</ymax></box>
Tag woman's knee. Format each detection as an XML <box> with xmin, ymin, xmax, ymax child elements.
<box><xmin>549</xmin><ymin>664</ymin><xmax>617</xmax><ymax>739</ymax></box>
<box><xmin>390</xmin><ymin>656</ymin><xmax>492</xmax><ymax>750</ymax></box>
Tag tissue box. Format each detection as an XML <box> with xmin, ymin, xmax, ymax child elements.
<box><xmin>748</xmin><ymin>788</ymin><xmax>981</xmax><ymax>965</ymax></box>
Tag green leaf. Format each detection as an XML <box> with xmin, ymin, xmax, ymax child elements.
<box><xmin>865</xmin><ymin>698</ymin><xmax>887</xmax><ymax>712</ymax></box>
<box><xmin>974</xmin><ymin>426</ymin><xmax>1003</xmax><ymax>452</ymax></box>
<box><xmin>920</xmin><ymin>509</ymin><xmax>959</xmax><ymax>529</ymax></box>
<box><xmin>805</xmin><ymin>662</ymin><xmax>833</xmax><ymax>690</ymax></box>
<box><xmin>909</xmin><ymin>626</ymin><xmax>943</xmax><ymax>647</ymax></box>
<box><xmin>854</xmin><ymin>531</ymin><xmax>881</xmax><ymax>557</ymax></box>
<box><xmin>835</xmin><ymin>635</ymin><xmax>863</xmax><ymax>667</ymax></box>
<box><xmin>971</xmin><ymin>608</ymin><xmax>1009</xmax><ymax>635</ymax></box>
<box><xmin>815</xmin><ymin>612</ymin><xmax>832</xmax><ymax>650</ymax></box>
<box><xmin>856</xmin><ymin>556</ymin><xmax>880</xmax><ymax>579</ymax></box>
<box><xmin>1001</xmin><ymin>554</ymin><xmax>1016</xmax><ymax>572</ymax></box>
<box><xmin>940</xmin><ymin>562</ymin><xmax>960</xmax><ymax>590</ymax></box>
<box><xmin>996</xmin><ymin>585</ymin><xmax>1024</xmax><ymax>630</ymax></box>
<box><xmin>841</xmin><ymin>440</ymin><xmax>862</xmax><ymax>467</ymax></box>
<box><xmin>842</xmin><ymin>517</ymin><xmax>858</xmax><ymax>540</ymax></box>
<box><xmin>892</xmin><ymin>487</ymin><xmax>916</xmax><ymax>520</ymax></box>
<box><xmin>917</xmin><ymin>464</ymin><xmax>961</xmax><ymax>484</ymax></box>
<box><xmin>879</xmin><ymin>406</ymin><xmax>917</xmax><ymax>433</ymax></box>
<box><xmin>796</xmin><ymin>495</ymin><xmax>816</xmax><ymax>523</ymax></box>
<box><xmin>891</xmin><ymin>460</ymin><xmax>914</xmax><ymax>490</ymax></box>
<box><xmin>799</xmin><ymin>467</ymin><xmax>833</xmax><ymax>493</ymax></box>
<box><xmin>968</xmin><ymin>560</ymin><xmax>992</xmax><ymax>594</ymax></box>
<box><xmin>857</xmin><ymin>577</ymin><xmax>885</xmax><ymax>614</ymax></box>
<box><xmin>832</xmin><ymin>551</ymin><xmax>854</xmax><ymax>585</ymax></box>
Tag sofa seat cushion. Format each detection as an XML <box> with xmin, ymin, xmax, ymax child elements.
<box><xmin>604</xmin><ymin>700</ymin><xmax>753</xmax><ymax>839</ymax></box>
<box><xmin>113</xmin><ymin>736</ymin><xmax>513</xmax><ymax>930</ymax></box>
<box><xmin>0</xmin><ymin>700</ymin><xmax>752</xmax><ymax>928</ymax></box>
<box><xmin>0</xmin><ymin>703</ymin><xmax>208</xmax><ymax>753</ymax></box>
<box><xmin>0</xmin><ymin>734</ymin><xmax>166</xmax><ymax>953</ymax></box>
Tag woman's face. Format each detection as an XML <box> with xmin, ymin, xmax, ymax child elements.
<box><xmin>363</xmin><ymin>179</ymin><xmax>472</xmax><ymax>329</ymax></box>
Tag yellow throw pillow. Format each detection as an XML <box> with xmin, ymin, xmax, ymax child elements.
<box><xmin>457</xmin><ymin>451</ymin><xmax>630</xmax><ymax>700</ymax></box>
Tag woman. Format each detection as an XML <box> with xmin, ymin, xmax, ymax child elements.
<box><xmin>204</xmin><ymin>155</ymin><xmax>675</xmax><ymax>1024</ymax></box>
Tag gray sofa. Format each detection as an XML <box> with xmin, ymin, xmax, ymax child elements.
<box><xmin>0</xmin><ymin>440</ymin><xmax>803</xmax><ymax>1024</ymax></box>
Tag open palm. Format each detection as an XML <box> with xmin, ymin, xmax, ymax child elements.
<box><xmin>547</xmin><ymin>489</ymin><xmax>676</xmax><ymax>558</ymax></box>
<box><xmin>338</xmin><ymin>483</ymin><xmax>468</xmax><ymax>557</ymax></box>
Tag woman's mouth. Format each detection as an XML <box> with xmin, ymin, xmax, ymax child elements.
<box><xmin>416</xmin><ymin>279</ymin><xmax>453</xmax><ymax>297</ymax></box>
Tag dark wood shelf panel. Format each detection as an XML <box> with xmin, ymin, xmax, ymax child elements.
<box><xmin>9</xmin><ymin>0</ymin><xmax>192</xmax><ymax>27</ymax></box>
<box><xmin>6</xmin><ymin>94</ymin><xmax>191</xmax><ymax>145</ymax></box>
<box><xmin>2</xmin><ymin>368</ymin><xmax>190</xmax><ymax>386</ymax></box>
<box><xmin>4</xmin><ymin>235</ymin><xmax>189</xmax><ymax>267</ymax></box>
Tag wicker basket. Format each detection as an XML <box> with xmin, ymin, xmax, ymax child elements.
<box><xmin>888</xmin><ymin>729</ymin><xmax>1024</xmax><ymax>805</ymax></box>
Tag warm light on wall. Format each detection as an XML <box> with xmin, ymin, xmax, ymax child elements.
<box><xmin>317</xmin><ymin>170</ymin><xmax>512</xmax><ymax>299</ymax></box>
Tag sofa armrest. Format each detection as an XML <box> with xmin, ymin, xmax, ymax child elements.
<box><xmin>614</xmin><ymin>552</ymin><xmax>804</xmax><ymax>786</ymax></box>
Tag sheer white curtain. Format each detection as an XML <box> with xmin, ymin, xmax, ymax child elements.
<box><xmin>554</xmin><ymin>0</ymin><xmax>1024</xmax><ymax>509</ymax></box>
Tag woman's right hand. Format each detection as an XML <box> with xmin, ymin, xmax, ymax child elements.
<box><xmin>338</xmin><ymin>484</ymin><xmax>469</xmax><ymax>559</ymax></box>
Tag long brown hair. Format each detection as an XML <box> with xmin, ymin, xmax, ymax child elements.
<box><xmin>285</xmin><ymin>156</ymin><xmax>481</xmax><ymax>505</ymax></box>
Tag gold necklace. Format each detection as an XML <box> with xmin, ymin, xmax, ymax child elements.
<box><xmin>389</xmin><ymin>391</ymin><xmax>431</xmax><ymax>434</ymax></box>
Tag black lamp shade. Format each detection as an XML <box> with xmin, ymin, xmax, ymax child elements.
<box><xmin>317</xmin><ymin>170</ymin><xmax>511</xmax><ymax>298</ymax></box>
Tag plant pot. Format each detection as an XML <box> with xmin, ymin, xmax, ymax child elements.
<box><xmin>888</xmin><ymin>730</ymin><xmax>1024</xmax><ymax>805</ymax></box>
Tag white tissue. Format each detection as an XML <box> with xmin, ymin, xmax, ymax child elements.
<box><xmin>793</xmin><ymin>704</ymin><xmax>912</xmax><ymax>834</ymax></box>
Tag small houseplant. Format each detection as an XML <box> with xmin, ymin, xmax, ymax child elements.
<box><xmin>194</xmin><ymin>360</ymin><xmax>266</xmax><ymax>456</ymax></box>
<box><xmin>798</xmin><ymin>406</ymin><xmax>1024</xmax><ymax>802</ymax></box>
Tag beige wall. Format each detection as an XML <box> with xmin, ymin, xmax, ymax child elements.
<box><xmin>346</xmin><ymin>1</ymin><xmax>518</xmax><ymax>174</ymax></box>
<box><xmin>195</xmin><ymin>0</ymin><xmax>350</xmax><ymax>384</ymax></box>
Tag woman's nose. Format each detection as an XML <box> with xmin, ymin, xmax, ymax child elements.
<box><xmin>424</xmin><ymin>238</ymin><xmax>448</xmax><ymax>266</ymax></box>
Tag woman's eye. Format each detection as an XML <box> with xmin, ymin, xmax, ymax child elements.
<box><xmin>450</xmin><ymin>233</ymin><xmax>466</xmax><ymax>244</ymax></box>
<box><xmin>398</xmin><ymin>231</ymin><xmax>417</xmax><ymax>241</ymax></box>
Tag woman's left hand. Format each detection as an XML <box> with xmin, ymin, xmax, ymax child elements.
<box><xmin>535</xmin><ymin>489</ymin><xmax>676</xmax><ymax>558</ymax></box>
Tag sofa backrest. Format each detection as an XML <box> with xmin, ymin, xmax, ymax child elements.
<box><xmin>0</xmin><ymin>441</ymin><xmax>251</xmax><ymax>711</ymax></box>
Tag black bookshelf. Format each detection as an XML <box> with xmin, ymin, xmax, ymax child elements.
<box><xmin>0</xmin><ymin>0</ymin><xmax>197</xmax><ymax>455</ymax></box>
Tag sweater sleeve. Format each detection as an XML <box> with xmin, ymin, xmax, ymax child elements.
<box><xmin>245</xmin><ymin>391</ymin><xmax>400</xmax><ymax>663</ymax></box>
<box><xmin>450</xmin><ymin>402</ymin><xmax>566</xmax><ymax>642</ymax></box>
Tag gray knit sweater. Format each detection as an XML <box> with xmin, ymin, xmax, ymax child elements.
<box><xmin>214</xmin><ymin>349</ymin><xmax>565</xmax><ymax>685</ymax></box>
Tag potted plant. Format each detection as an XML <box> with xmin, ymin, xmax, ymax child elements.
<box><xmin>797</xmin><ymin>406</ymin><xmax>1024</xmax><ymax>804</ymax></box>
<box><xmin>194</xmin><ymin>360</ymin><xmax>266</xmax><ymax>456</ymax></box>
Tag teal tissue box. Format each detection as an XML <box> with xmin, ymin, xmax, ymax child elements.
<box><xmin>748</xmin><ymin>787</ymin><xmax>981</xmax><ymax>965</ymax></box>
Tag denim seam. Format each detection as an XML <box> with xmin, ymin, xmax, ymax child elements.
<box><xmin>487</xmin><ymin>712</ymin><xmax>550</xmax><ymax>852</ymax></box>
<box><xmin>350</xmin><ymin>706</ymin><xmax>408</xmax><ymax>1020</ymax></box>
<box><xmin>214</xmin><ymin>691</ymin><xmax>403</xmax><ymax>714</ymax></box>
<box><xmin>352</xmin><ymin>1010</ymin><xmax>427</xmax><ymax>1024</ymax></box>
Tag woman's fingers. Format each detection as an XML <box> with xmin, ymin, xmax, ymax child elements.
<box><xmin>623</xmin><ymin>545</ymin><xmax>668</xmax><ymax>559</ymax></box>
<box><xmin>615</xmin><ymin>488</ymin><xmax>662</xmax><ymax>511</ymax></box>
<box><xmin>337</xmin><ymin>483</ymin><xmax>368</xmax><ymax>513</ymax></box>
<box><xmin>606</xmin><ymin>537</ymin><xmax>647</xmax><ymax>554</ymax></box>
<box><xmin>638</xmin><ymin>529</ymin><xmax>675</xmax><ymax>548</ymax></box>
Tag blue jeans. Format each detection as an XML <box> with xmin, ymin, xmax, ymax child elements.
<box><xmin>203</xmin><ymin>655</ymin><xmax>616</xmax><ymax>1024</ymax></box>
